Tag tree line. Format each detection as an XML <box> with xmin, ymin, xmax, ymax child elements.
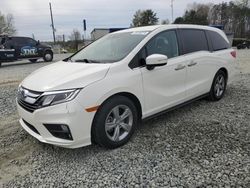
<box><xmin>0</xmin><ymin>12</ymin><xmax>16</xmax><ymax>35</ymax></box>
<box><xmin>1</xmin><ymin>0</ymin><xmax>249</xmax><ymax>43</ymax></box>
<box><xmin>132</xmin><ymin>0</ymin><xmax>250</xmax><ymax>38</ymax></box>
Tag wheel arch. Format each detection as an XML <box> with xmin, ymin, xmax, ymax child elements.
<box><xmin>97</xmin><ymin>91</ymin><xmax>142</xmax><ymax>119</ymax></box>
<box><xmin>90</xmin><ymin>91</ymin><xmax>143</xmax><ymax>143</ymax></box>
<box><xmin>111</xmin><ymin>92</ymin><xmax>142</xmax><ymax>119</ymax></box>
<box><xmin>218</xmin><ymin>67</ymin><xmax>228</xmax><ymax>82</ymax></box>
<box><xmin>210</xmin><ymin>67</ymin><xmax>228</xmax><ymax>88</ymax></box>
<box><xmin>44</xmin><ymin>48</ymin><xmax>53</xmax><ymax>55</ymax></box>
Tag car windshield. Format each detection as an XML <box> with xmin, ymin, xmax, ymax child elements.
<box><xmin>70</xmin><ymin>31</ymin><xmax>149</xmax><ymax>63</ymax></box>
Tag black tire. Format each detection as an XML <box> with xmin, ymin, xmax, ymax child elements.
<box><xmin>208</xmin><ymin>70</ymin><xmax>227</xmax><ymax>101</ymax></box>
<box><xmin>92</xmin><ymin>95</ymin><xmax>138</xmax><ymax>149</ymax></box>
<box><xmin>43</xmin><ymin>51</ymin><xmax>53</xmax><ymax>62</ymax></box>
<box><xmin>29</xmin><ymin>59</ymin><xmax>38</xmax><ymax>63</ymax></box>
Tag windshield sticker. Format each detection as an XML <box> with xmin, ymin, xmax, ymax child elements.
<box><xmin>131</xmin><ymin>31</ymin><xmax>149</xmax><ymax>35</ymax></box>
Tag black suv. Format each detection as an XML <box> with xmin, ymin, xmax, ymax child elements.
<box><xmin>0</xmin><ymin>36</ymin><xmax>53</xmax><ymax>66</ymax></box>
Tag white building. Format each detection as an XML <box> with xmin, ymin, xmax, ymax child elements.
<box><xmin>91</xmin><ymin>28</ymin><xmax>127</xmax><ymax>41</ymax></box>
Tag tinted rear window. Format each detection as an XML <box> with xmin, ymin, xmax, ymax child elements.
<box><xmin>14</xmin><ymin>37</ymin><xmax>28</xmax><ymax>45</ymax></box>
<box><xmin>207</xmin><ymin>30</ymin><xmax>230</xmax><ymax>51</ymax></box>
<box><xmin>181</xmin><ymin>29</ymin><xmax>209</xmax><ymax>54</ymax></box>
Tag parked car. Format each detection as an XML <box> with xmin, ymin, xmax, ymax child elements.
<box><xmin>17</xmin><ymin>25</ymin><xmax>237</xmax><ymax>149</ymax></box>
<box><xmin>237</xmin><ymin>41</ymin><xmax>250</xmax><ymax>49</ymax></box>
<box><xmin>0</xmin><ymin>36</ymin><xmax>53</xmax><ymax>66</ymax></box>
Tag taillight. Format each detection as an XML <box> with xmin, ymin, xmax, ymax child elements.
<box><xmin>230</xmin><ymin>50</ymin><xmax>236</xmax><ymax>58</ymax></box>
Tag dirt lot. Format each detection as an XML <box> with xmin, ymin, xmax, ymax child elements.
<box><xmin>0</xmin><ymin>51</ymin><xmax>249</xmax><ymax>187</ymax></box>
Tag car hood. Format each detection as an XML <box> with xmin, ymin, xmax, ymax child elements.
<box><xmin>40</xmin><ymin>43</ymin><xmax>52</xmax><ymax>48</ymax></box>
<box><xmin>21</xmin><ymin>61</ymin><xmax>111</xmax><ymax>91</ymax></box>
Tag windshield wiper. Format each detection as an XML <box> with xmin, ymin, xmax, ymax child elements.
<box><xmin>66</xmin><ymin>57</ymin><xmax>73</xmax><ymax>62</ymax></box>
<box><xmin>74</xmin><ymin>59</ymin><xmax>101</xmax><ymax>63</ymax></box>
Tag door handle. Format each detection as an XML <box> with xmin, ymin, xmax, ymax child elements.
<box><xmin>175</xmin><ymin>64</ymin><xmax>185</xmax><ymax>71</ymax></box>
<box><xmin>188</xmin><ymin>61</ymin><xmax>197</xmax><ymax>67</ymax></box>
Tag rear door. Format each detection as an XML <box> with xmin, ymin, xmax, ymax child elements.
<box><xmin>19</xmin><ymin>37</ymin><xmax>39</xmax><ymax>58</ymax></box>
<box><xmin>179</xmin><ymin>29</ymin><xmax>215</xmax><ymax>99</ymax></box>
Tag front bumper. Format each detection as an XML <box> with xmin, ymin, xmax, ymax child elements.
<box><xmin>17</xmin><ymin>98</ymin><xmax>95</xmax><ymax>148</ymax></box>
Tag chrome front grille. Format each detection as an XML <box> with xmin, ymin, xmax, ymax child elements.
<box><xmin>17</xmin><ymin>87</ymin><xmax>43</xmax><ymax>113</ymax></box>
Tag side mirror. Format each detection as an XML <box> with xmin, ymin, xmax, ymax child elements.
<box><xmin>146</xmin><ymin>54</ymin><xmax>168</xmax><ymax>70</ymax></box>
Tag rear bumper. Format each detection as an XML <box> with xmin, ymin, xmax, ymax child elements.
<box><xmin>17</xmin><ymin>99</ymin><xmax>95</xmax><ymax>148</ymax></box>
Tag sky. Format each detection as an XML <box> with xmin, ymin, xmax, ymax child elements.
<box><xmin>1</xmin><ymin>0</ymin><xmax>232</xmax><ymax>41</ymax></box>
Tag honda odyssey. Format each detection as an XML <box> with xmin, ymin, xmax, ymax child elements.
<box><xmin>17</xmin><ymin>25</ymin><xmax>237</xmax><ymax>148</ymax></box>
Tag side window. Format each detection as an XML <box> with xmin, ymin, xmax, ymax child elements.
<box><xmin>27</xmin><ymin>38</ymin><xmax>37</xmax><ymax>46</ymax></box>
<box><xmin>1</xmin><ymin>37</ymin><xmax>6</xmax><ymax>45</ymax></box>
<box><xmin>4</xmin><ymin>38</ymin><xmax>14</xmax><ymax>48</ymax></box>
<box><xmin>207</xmin><ymin>30</ymin><xmax>230</xmax><ymax>51</ymax></box>
<box><xmin>181</xmin><ymin>29</ymin><xmax>208</xmax><ymax>54</ymax></box>
<box><xmin>13</xmin><ymin>38</ymin><xmax>26</xmax><ymax>46</ymax></box>
<box><xmin>146</xmin><ymin>30</ymin><xmax>179</xmax><ymax>58</ymax></box>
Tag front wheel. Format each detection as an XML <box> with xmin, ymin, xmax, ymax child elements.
<box><xmin>92</xmin><ymin>96</ymin><xmax>138</xmax><ymax>149</ymax></box>
<box><xmin>208</xmin><ymin>70</ymin><xmax>227</xmax><ymax>101</ymax></box>
<box><xmin>43</xmin><ymin>51</ymin><xmax>53</xmax><ymax>62</ymax></box>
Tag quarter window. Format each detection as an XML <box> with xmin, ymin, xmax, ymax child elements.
<box><xmin>207</xmin><ymin>30</ymin><xmax>230</xmax><ymax>51</ymax></box>
<box><xmin>146</xmin><ymin>30</ymin><xmax>179</xmax><ymax>58</ymax></box>
<box><xmin>181</xmin><ymin>29</ymin><xmax>208</xmax><ymax>54</ymax></box>
<box><xmin>27</xmin><ymin>38</ymin><xmax>37</xmax><ymax>46</ymax></box>
<box><xmin>13</xmin><ymin>38</ymin><xmax>27</xmax><ymax>46</ymax></box>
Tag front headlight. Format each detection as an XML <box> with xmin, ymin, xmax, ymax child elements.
<box><xmin>38</xmin><ymin>89</ymin><xmax>81</xmax><ymax>107</ymax></box>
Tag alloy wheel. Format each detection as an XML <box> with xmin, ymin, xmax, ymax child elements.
<box><xmin>45</xmin><ymin>53</ymin><xmax>52</xmax><ymax>61</ymax></box>
<box><xmin>214</xmin><ymin>74</ymin><xmax>225</xmax><ymax>98</ymax></box>
<box><xmin>105</xmin><ymin>105</ymin><xmax>133</xmax><ymax>142</ymax></box>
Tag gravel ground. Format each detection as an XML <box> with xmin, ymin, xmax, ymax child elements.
<box><xmin>0</xmin><ymin>50</ymin><xmax>250</xmax><ymax>187</ymax></box>
<box><xmin>0</xmin><ymin>53</ymin><xmax>72</xmax><ymax>85</ymax></box>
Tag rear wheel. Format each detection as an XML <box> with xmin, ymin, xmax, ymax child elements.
<box><xmin>208</xmin><ymin>70</ymin><xmax>227</xmax><ymax>101</ymax></box>
<box><xmin>92</xmin><ymin>96</ymin><xmax>138</xmax><ymax>149</ymax></box>
<box><xmin>29</xmin><ymin>59</ymin><xmax>38</xmax><ymax>63</ymax></box>
<box><xmin>43</xmin><ymin>51</ymin><xmax>53</xmax><ymax>62</ymax></box>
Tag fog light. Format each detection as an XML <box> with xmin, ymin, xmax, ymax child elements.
<box><xmin>61</xmin><ymin>124</ymin><xmax>69</xmax><ymax>132</ymax></box>
<box><xmin>44</xmin><ymin>124</ymin><xmax>73</xmax><ymax>140</ymax></box>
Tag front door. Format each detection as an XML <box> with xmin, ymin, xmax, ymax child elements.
<box><xmin>140</xmin><ymin>30</ymin><xmax>187</xmax><ymax>116</ymax></box>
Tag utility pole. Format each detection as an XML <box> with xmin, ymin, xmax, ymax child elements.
<box><xmin>83</xmin><ymin>19</ymin><xmax>87</xmax><ymax>42</ymax></box>
<box><xmin>62</xmin><ymin>34</ymin><xmax>65</xmax><ymax>47</ymax></box>
<box><xmin>171</xmin><ymin>0</ymin><xmax>174</xmax><ymax>23</ymax></box>
<box><xmin>49</xmin><ymin>2</ymin><xmax>56</xmax><ymax>44</ymax></box>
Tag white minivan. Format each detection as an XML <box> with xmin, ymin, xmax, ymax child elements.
<box><xmin>17</xmin><ymin>25</ymin><xmax>237</xmax><ymax>149</ymax></box>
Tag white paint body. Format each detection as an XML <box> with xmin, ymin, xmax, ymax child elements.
<box><xmin>17</xmin><ymin>25</ymin><xmax>237</xmax><ymax>148</ymax></box>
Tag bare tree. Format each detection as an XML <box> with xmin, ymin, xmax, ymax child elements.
<box><xmin>161</xmin><ymin>19</ymin><xmax>170</xmax><ymax>25</ymax></box>
<box><xmin>56</xmin><ymin>35</ymin><xmax>63</xmax><ymax>42</ymax></box>
<box><xmin>0</xmin><ymin>12</ymin><xmax>16</xmax><ymax>35</ymax></box>
<box><xmin>69</xmin><ymin>29</ymin><xmax>82</xmax><ymax>50</ymax></box>
<box><xmin>209</xmin><ymin>1</ymin><xmax>250</xmax><ymax>37</ymax></box>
